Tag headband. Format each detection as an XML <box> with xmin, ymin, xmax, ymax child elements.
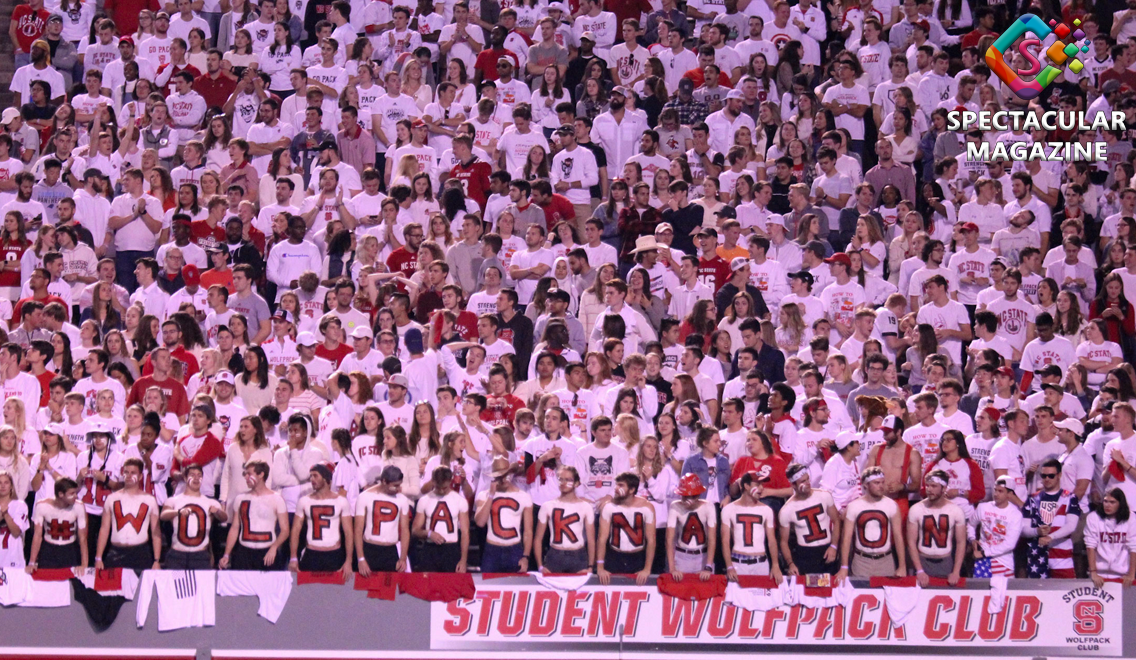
<box><xmin>862</xmin><ymin>471</ymin><xmax>885</xmax><ymax>484</ymax></box>
<box><xmin>926</xmin><ymin>473</ymin><xmax>948</xmax><ymax>487</ymax></box>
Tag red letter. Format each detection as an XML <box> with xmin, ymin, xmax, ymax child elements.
<box><xmin>443</xmin><ymin>600</ymin><xmax>472</xmax><ymax>635</ymax></box>
<box><xmin>474</xmin><ymin>590</ymin><xmax>502</xmax><ymax>636</ymax></box>
<box><xmin>497</xmin><ymin>590</ymin><xmax>530</xmax><ymax>636</ymax></box>
<box><xmin>622</xmin><ymin>591</ymin><xmax>649</xmax><ymax>636</ymax></box>
<box><xmin>707</xmin><ymin>597</ymin><xmax>736</xmax><ymax>638</ymax></box>
<box><xmin>1009</xmin><ymin>596</ymin><xmax>1041</xmax><ymax>641</ymax></box>
<box><xmin>587</xmin><ymin>590</ymin><xmax>621</xmax><ymax>637</ymax></box>
<box><xmin>923</xmin><ymin>595</ymin><xmax>955</xmax><ymax>642</ymax></box>
<box><xmin>847</xmin><ymin>595</ymin><xmax>878</xmax><ymax>640</ymax></box>
<box><xmin>530</xmin><ymin>590</ymin><xmax>561</xmax><ymax>636</ymax></box>
<box><xmin>1074</xmin><ymin>601</ymin><xmax>1104</xmax><ymax>636</ymax></box>
<box><xmin>561</xmin><ymin>591</ymin><xmax>590</xmax><ymax>637</ymax></box>
<box><xmin>978</xmin><ymin>596</ymin><xmax>1008</xmax><ymax>641</ymax></box>
<box><xmin>761</xmin><ymin>608</ymin><xmax>787</xmax><ymax>638</ymax></box>
<box><xmin>739</xmin><ymin>609</ymin><xmax>762</xmax><ymax>638</ymax></box>
<box><xmin>953</xmin><ymin>595</ymin><xmax>976</xmax><ymax>642</ymax></box>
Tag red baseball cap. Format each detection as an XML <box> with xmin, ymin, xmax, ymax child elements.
<box><xmin>181</xmin><ymin>264</ymin><xmax>201</xmax><ymax>286</ymax></box>
<box><xmin>959</xmin><ymin>222</ymin><xmax>980</xmax><ymax>233</ymax></box>
<box><xmin>824</xmin><ymin>252</ymin><xmax>852</xmax><ymax>268</ymax></box>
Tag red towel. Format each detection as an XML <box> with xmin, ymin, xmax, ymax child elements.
<box><xmin>32</xmin><ymin>567</ymin><xmax>76</xmax><ymax>581</ymax></box>
<box><xmin>736</xmin><ymin>575</ymin><xmax>779</xmax><ymax>590</ymax></box>
<box><xmin>1110</xmin><ymin>460</ymin><xmax>1127</xmax><ymax>482</ymax></box>
<box><xmin>354</xmin><ymin>572</ymin><xmax>400</xmax><ymax>600</ymax></box>
<box><xmin>656</xmin><ymin>574</ymin><xmax>727</xmax><ymax>600</ymax></box>
<box><xmin>94</xmin><ymin>568</ymin><xmax>122</xmax><ymax>591</ymax></box>
<box><xmin>398</xmin><ymin>572</ymin><xmax>476</xmax><ymax>602</ymax></box>
<box><xmin>297</xmin><ymin>571</ymin><xmax>347</xmax><ymax>585</ymax></box>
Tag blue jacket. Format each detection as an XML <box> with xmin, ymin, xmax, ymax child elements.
<box><xmin>680</xmin><ymin>452</ymin><xmax>731</xmax><ymax>501</ymax></box>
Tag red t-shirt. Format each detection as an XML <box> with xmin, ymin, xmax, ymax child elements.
<box><xmin>682</xmin><ymin>68</ymin><xmax>733</xmax><ymax>89</ymax></box>
<box><xmin>481</xmin><ymin>393</ymin><xmax>525</xmax><ymax>428</ymax></box>
<box><xmin>127</xmin><ymin>374</ymin><xmax>190</xmax><ymax>417</ymax></box>
<box><xmin>730</xmin><ymin>454</ymin><xmax>791</xmax><ymax>490</ymax></box>
<box><xmin>190</xmin><ymin>220</ymin><xmax>225</xmax><ymax>251</ymax></box>
<box><xmin>539</xmin><ymin>194</ymin><xmax>576</xmax><ymax>231</ymax></box>
<box><xmin>35</xmin><ymin>369</ymin><xmax>56</xmax><ymax>407</ymax></box>
<box><xmin>0</xmin><ymin>239</ymin><xmax>30</xmax><ymax>287</ymax></box>
<box><xmin>12</xmin><ymin>5</ymin><xmax>50</xmax><ymax>53</ymax></box>
<box><xmin>12</xmin><ymin>294</ymin><xmax>67</xmax><ymax>325</ymax></box>
<box><xmin>430</xmin><ymin>309</ymin><xmax>478</xmax><ymax>345</ymax></box>
<box><xmin>473</xmin><ymin>48</ymin><xmax>519</xmax><ymax>82</ymax></box>
<box><xmin>141</xmin><ymin>346</ymin><xmax>200</xmax><ymax>384</ymax></box>
<box><xmin>315</xmin><ymin>342</ymin><xmax>353</xmax><ymax>368</ymax></box>
<box><xmin>386</xmin><ymin>247</ymin><xmax>417</xmax><ymax>278</ymax></box>
<box><xmin>449</xmin><ymin>159</ymin><xmax>493</xmax><ymax>210</ymax></box>
<box><xmin>697</xmin><ymin>255</ymin><xmax>731</xmax><ymax>293</ymax></box>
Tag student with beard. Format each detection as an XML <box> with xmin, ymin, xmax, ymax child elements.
<box><xmin>907</xmin><ymin>469</ymin><xmax>967</xmax><ymax>585</ymax></box>
<box><xmin>596</xmin><ymin>471</ymin><xmax>655</xmax><ymax>585</ymax></box>
<box><xmin>837</xmin><ymin>466</ymin><xmax>906</xmax><ymax>580</ymax></box>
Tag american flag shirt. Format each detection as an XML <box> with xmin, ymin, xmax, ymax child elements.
<box><xmin>1022</xmin><ymin>489</ymin><xmax>1082</xmax><ymax>578</ymax></box>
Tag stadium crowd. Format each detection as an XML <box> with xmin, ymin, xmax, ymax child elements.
<box><xmin>2</xmin><ymin>0</ymin><xmax>1136</xmax><ymax>591</ymax></box>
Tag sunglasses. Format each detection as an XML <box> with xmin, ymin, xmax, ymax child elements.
<box><xmin>1040</xmin><ymin>473</ymin><xmax>1059</xmax><ymax>479</ymax></box>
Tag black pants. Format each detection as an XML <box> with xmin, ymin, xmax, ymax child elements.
<box><xmin>413</xmin><ymin>541</ymin><xmax>461</xmax><ymax>572</ymax></box>
<box><xmin>606</xmin><ymin>549</ymin><xmax>647</xmax><ymax>574</ymax></box>
<box><xmin>299</xmin><ymin>546</ymin><xmax>346</xmax><ymax>571</ymax></box>
<box><xmin>104</xmin><ymin>543</ymin><xmax>154</xmax><ymax>570</ymax></box>
<box><xmin>164</xmin><ymin>549</ymin><xmax>212</xmax><ymax>569</ymax></box>
<box><xmin>38</xmin><ymin>542</ymin><xmax>81</xmax><ymax>568</ymax></box>
<box><xmin>362</xmin><ymin>543</ymin><xmax>400</xmax><ymax>572</ymax></box>
<box><xmin>543</xmin><ymin>546</ymin><xmax>588</xmax><ymax>573</ymax></box>
<box><xmin>231</xmin><ymin>543</ymin><xmax>288</xmax><ymax>571</ymax></box>
<box><xmin>791</xmin><ymin>544</ymin><xmax>838</xmax><ymax>575</ymax></box>
<box><xmin>481</xmin><ymin>543</ymin><xmax>524</xmax><ymax>573</ymax></box>
<box><xmin>86</xmin><ymin>514</ymin><xmax>102</xmax><ymax>562</ymax></box>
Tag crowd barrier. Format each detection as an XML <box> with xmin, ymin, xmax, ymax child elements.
<box><xmin>0</xmin><ymin>570</ymin><xmax>1131</xmax><ymax>658</ymax></box>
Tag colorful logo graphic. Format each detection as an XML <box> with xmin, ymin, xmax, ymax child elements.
<box><xmin>985</xmin><ymin>14</ymin><xmax>1091</xmax><ymax>100</ymax></box>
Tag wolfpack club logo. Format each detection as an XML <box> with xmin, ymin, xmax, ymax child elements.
<box><xmin>986</xmin><ymin>14</ymin><xmax>1090</xmax><ymax>100</ymax></box>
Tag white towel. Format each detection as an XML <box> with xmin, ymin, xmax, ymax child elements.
<box><xmin>530</xmin><ymin>572</ymin><xmax>592</xmax><ymax>592</ymax></box>
<box><xmin>987</xmin><ymin>575</ymin><xmax>1009</xmax><ymax>614</ymax></box>
<box><xmin>0</xmin><ymin>568</ymin><xmax>32</xmax><ymax>606</ymax></box>
<box><xmin>881</xmin><ymin>584</ymin><xmax>921</xmax><ymax>626</ymax></box>
<box><xmin>216</xmin><ymin>571</ymin><xmax>294</xmax><ymax>624</ymax></box>
<box><xmin>724</xmin><ymin>581</ymin><xmax>785</xmax><ymax>612</ymax></box>
<box><xmin>136</xmin><ymin>570</ymin><xmax>216</xmax><ymax>631</ymax></box>
<box><xmin>783</xmin><ymin>579</ymin><xmax>855</xmax><ymax>608</ymax></box>
<box><xmin>19</xmin><ymin>579</ymin><xmax>71</xmax><ymax>608</ymax></box>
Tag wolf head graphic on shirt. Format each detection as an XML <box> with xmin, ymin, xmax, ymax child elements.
<box><xmin>589</xmin><ymin>455</ymin><xmax>613</xmax><ymax>476</ymax></box>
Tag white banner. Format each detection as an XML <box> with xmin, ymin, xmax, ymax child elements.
<box><xmin>430</xmin><ymin>581</ymin><xmax>1122</xmax><ymax>656</ymax></box>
